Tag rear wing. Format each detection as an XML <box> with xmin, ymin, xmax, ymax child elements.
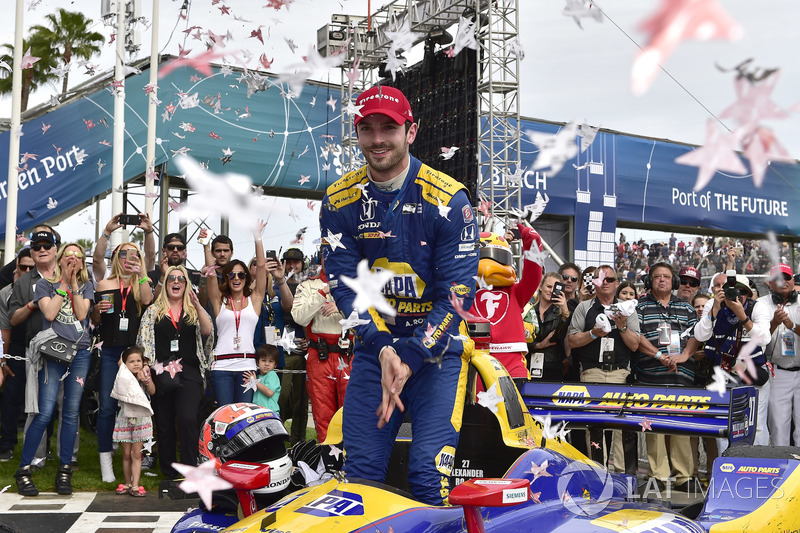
<box><xmin>520</xmin><ymin>382</ymin><xmax>758</xmax><ymax>446</ymax></box>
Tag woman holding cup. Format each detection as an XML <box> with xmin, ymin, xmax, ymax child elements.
<box><xmin>92</xmin><ymin>242</ymin><xmax>153</xmax><ymax>483</ymax></box>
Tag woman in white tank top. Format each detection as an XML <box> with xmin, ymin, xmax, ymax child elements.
<box><xmin>205</xmin><ymin>225</ymin><xmax>267</xmax><ymax>404</ymax></box>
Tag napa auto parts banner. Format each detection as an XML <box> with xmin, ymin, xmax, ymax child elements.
<box><xmin>513</xmin><ymin>120</ymin><xmax>800</xmax><ymax>237</ymax></box>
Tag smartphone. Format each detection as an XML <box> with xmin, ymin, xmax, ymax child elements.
<box><xmin>266</xmin><ymin>250</ymin><xmax>277</xmax><ymax>260</ymax></box>
<box><xmin>583</xmin><ymin>272</ymin><xmax>596</xmax><ymax>295</ymax></box>
<box><xmin>508</xmin><ymin>228</ymin><xmax>521</xmax><ymax>240</ymax></box>
<box><xmin>119</xmin><ymin>213</ymin><xmax>141</xmax><ymax>226</ymax></box>
<box><xmin>552</xmin><ymin>282</ymin><xmax>564</xmax><ymax>298</ymax></box>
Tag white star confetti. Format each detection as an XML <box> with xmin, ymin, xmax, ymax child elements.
<box><xmin>340</xmin><ymin>259</ymin><xmax>396</xmax><ymax>317</ymax></box>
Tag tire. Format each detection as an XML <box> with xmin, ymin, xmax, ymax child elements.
<box><xmin>80</xmin><ymin>389</ymin><xmax>100</xmax><ymax>434</ymax></box>
<box><xmin>722</xmin><ymin>444</ymin><xmax>800</xmax><ymax>460</ymax></box>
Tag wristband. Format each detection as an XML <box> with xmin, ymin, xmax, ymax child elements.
<box><xmin>26</xmin><ymin>301</ymin><xmax>35</xmax><ymax>311</ymax></box>
<box><xmin>102</xmin><ymin>233</ymin><xmax>111</xmax><ymax>240</ymax></box>
<box><xmin>138</xmin><ymin>277</ymin><xmax>148</xmax><ymax>285</ymax></box>
<box><xmin>55</xmin><ymin>289</ymin><xmax>68</xmax><ymax>298</ymax></box>
<box><xmin>655</xmin><ymin>351</ymin><xmax>662</xmax><ymax>360</ymax></box>
<box><xmin>157</xmin><ymin>280</ymin><xmax>163</xmax><ymax>287</ymax></box>
<box><xmin>144</xmin><ymin>229</ymin><xmax>154</xmax><ymax>234</ymax></box>
<box><xmin>275</xmin><ymin>278</ymin><xmax>286</xmax><ymax>286</ymax></box>
<box><xmin>589</xmin><ymin>330</ymin><xmax>597</xmax><ymax>340</ymax></box>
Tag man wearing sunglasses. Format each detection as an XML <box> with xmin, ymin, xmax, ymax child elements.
<box><xmin>568</xmin><ymin>265</ymin><xmax>640</xmax><ymax>476</ymax></box>
<box><xmin>0</xmin><ymin>249</ymin><xmax>35</xmax><ymax>461</ymax></box>
<box><xmin>149</xmin><ymin>233</ymin><xmax>201</xmax><ymax>300</ymax></box>
<box><xmin>7</xmin><ymin>231</ymin><xmax>60</xmax><ymax>467</ymax></box>
<box><xmin>677</xmin><ymin>266</ymin><xmax>701</xmax><ymax>303</ymax></box>
<box><xmin>752</xmin><ymin>264</ymin><xmax>800</xmax><ymax>447</ymax></box>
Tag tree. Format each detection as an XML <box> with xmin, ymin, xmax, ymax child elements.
<box><xmin>76</xmin><ymin>238</ymin><xmax>94</xmax><ymax>256</ymax></box>
<box><xmin>0</xmin><ymin>35</ymin><xmax>58</xmax><ymax>112</ymax></box>
<box><xmin>30</xmin><ymin>8</ymin><xmax>104</xmax><ymax>95</ymax></box>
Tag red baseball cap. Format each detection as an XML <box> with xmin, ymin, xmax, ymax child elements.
<box><xmin>770</xmin><ymin>263</ymin><xmax>794</xmax><ymax>278</ymax></box>
<box><xmin>678</xmin><ymin>266</ymin><xmax>700</xmax><ymax>281</ymax></box>
<box><xmin>353</xmin><ymin>85</ymin><xmax>413</xmax><ymax>127</ymax></box>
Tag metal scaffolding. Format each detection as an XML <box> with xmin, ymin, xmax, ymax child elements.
<box><xmin>318</xmin><ymin>0</ymin><xmax>521</xmax><ymax>218</ymax></box>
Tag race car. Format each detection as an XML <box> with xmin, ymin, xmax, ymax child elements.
<box><xmin>171</xmin><ymin>327</ymin><xmax>800</xmax><ymax>533</ymax></box>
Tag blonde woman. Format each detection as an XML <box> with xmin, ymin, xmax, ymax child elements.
<box><xmin>136</xmin><ymin>266</ymin><xmax>213</xmax><ymax>478</ymax></box>
<box><xmin>15</xmin><ymin>243</ymin><xmax>95</xmax><ymax>497</ymax></box>
<box><xmin>528</xmin><ymin>272</ymin><xmax>571</xmax><ymax>380</ymax></box>
<box><xmin>92</xmin><ymin>242</ymin><xmax>153</xmax><ymax>482</ymax></box>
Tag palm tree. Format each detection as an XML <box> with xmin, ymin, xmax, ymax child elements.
<box><xmin>30</xmin><ymin>8</ymin><xmax>104</xmax><ymax>95</ymax></box>
<box><xmin>0</xmin><ymin>35</ymin><xmax>58</xmax><ymax>111</ymax></box>
<box><xmin>76</xmin><ymin>238</ymin><xmax>94</xmax><ymax>256</ymax></box>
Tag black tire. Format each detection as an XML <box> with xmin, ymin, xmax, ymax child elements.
<box><xmin>80</xmin><ymin>389</ymin><xmax>100</xmax><ymax>434</ymax></box>
<box><xmin>722</xmin><ymin>445</ymin><xmax>800</xmax><ymax>460</ymax></box>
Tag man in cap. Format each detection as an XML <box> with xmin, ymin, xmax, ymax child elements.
<box><xmin>276</xmin><ymin>247</ymin><xmax>310</xmax><ymax>445</ymax></box>
<box><xmin>8</xmin><ymin>229</ymin><xmax>62</xmax><ymax>467</ymax></box>
<box><xmin>752</xmin><ymin>264</ymin><xmax>800</xmax><ymax>446</ymax></box>
<box><xmin>320</xmin><ymin>85</ymin><xmax>478</xmax><ymax>505</ymax></box>
<box><xmin>695</xmin><ymin>272</ymin><xmax>770</xmax><ymax>448</ymax></box>
<box><xmin>677</xmin><ymin>266</ymin><xmax>701</xmax><ymax>303</ymax></box>
<box><xmin>148</xmin><ymin>233</ymin><xmax>201</xmax><ymax>299</ymax></box>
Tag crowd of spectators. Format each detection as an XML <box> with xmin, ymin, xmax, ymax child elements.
<box><xmin>614</xmin><ymin>233</ymin><xmax>796</xmax><ymax>286</ymax></box>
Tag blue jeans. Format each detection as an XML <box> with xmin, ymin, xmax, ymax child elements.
<box><xmin>210</xmin><ymin>370</ymin><xmax>254</xmax><ymax>405</ymax></box>
<box><xmin>20</xmin><ymin>349</ymin><xmax>91</xmax><ymax>467</ymax></box>
<box><xmin>97</xmin><ymin>346</ymin><xmax>124</xmax><ymax>453</ymax></box>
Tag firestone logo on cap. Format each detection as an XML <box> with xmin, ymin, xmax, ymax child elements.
<box><xmin>353</xmin><ymin>86</ymin><xmax>413</xmax><ymax>126</ymax></box>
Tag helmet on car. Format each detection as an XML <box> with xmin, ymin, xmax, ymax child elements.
<box><xmin>477</xmin><ymin>232</ymin><xmax>516</xmax><ymax>287</ymax></box>
<box><xmin>198</xmin><ymin>403</ymin><xmax>292</xmax><ymax>494</ymax></box>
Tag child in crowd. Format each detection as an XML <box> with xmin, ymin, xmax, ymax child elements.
<box><xmin>110</xmin><ymin>346</ymin><xmax>155</xmax><ymax>497</ymax></box>
<box><xmin>616</xmin><ymin>281</ymin><xmax>637</xmax><ymax>301</ymax></box>
<box><xmin>245</xmin><ymin>344</ymin><xmax>281</xmax><ymax>415</ymax></box>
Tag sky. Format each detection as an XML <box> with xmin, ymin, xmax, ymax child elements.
<box><xmin>2</xmin><ymin>0</ymin><xmax>799</xmax><ymax>265</ymax></box>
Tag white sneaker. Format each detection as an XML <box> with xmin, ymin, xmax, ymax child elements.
<box><xmin>100</xmin><ymin>451</ymin><xmax>116</xmax><ymax>483</ymax></box>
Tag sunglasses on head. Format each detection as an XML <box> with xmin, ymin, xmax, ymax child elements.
<box><xmin>166</xmin><ymin>274</ymin><xmax>187</xmax><ymax>283</ymax></box>
<box><xmin>18</xmin><ymin>264</ymin><xmax>34</xmax><ymax>272</ymax></box>
<box><xmin>680</xmin><ymin>278</ymin><xmax>700</xmax><ymax>287</ymax></box>
<box><xmin>63</xmin><ymin>250</ymin><xmax>84</xmax><ymax>258</ymax></box>
<box><xmin>562</xmin><ymin>274</ymin><xmax>578</xmax><ymax>283</ymax></box>
<box><xmin>166</xmin><ymin>244</ymin><xmax>186</xmax><ymax>251</ymax></box>
<box><xmin>118</xmin><ymin>249</ymin><xmax>138</xmax><ymax>259</ymax></box>
<box><xmin>31</xmin><ymin>242</ymin><xmax>54</xmax><ymax>252</ymax></box>
<box><xmin>227</xmin><ymin>271</ymin><xmax>247</xmax><ymax>280</ymax></box>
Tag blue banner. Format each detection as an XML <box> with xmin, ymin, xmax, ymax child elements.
<box><xmin>514</xmin><ymin>120</ymin><xmax>800</xmax><ymax>237</ymax></box>
<box><xmin>0</xmin><ymin>63</ymin><xmax>342</xmax><ymax>239</ymax></box>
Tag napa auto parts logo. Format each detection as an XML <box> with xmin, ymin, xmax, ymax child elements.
<box><xmin>296</xmin><ymin>490</ymin><xmax>364</xmax><ymax>517</ymax></box>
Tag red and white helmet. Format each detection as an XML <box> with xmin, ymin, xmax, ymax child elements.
<box><xmin>198</xmin><ymin>403</ymin><xmax>291</xmax><ymax>494</ymax></box>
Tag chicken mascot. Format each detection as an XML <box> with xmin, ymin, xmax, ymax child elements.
<box><xmin>469</xmin><ymin>224</ymin><xmax>543</xmax><ymax>384</ymax></box>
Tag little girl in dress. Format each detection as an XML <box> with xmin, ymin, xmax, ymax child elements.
<box><xmin>111</xmin><ymin>346</ymin><xmax>155</xmax><ymax>496</ymax></box>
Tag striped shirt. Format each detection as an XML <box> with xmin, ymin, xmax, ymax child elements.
<box><xmin>635</xmin><ymin>293</ymin><xmax>697</xmax><ymax>386</ymax></box>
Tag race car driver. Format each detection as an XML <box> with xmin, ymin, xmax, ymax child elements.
<box><xmin>319</xmin><ymin>85</ymin><xmax>479</xmax><ymax>506</ymax></box>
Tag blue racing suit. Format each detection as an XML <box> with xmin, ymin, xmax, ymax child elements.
<box><xmin>320</xmin><ymin>155</ymin><xmax>479</xmax><ymax>505</ymax></box>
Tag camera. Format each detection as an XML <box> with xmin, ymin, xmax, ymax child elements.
<box><xmin>118</xmin><ymin>213</ymin><xmax>141</xmax><ymax>226</ymax></box>
<box><xmin>723</xmin><ymin>269</ymin><xmax>739</xmax><ymax>300</ymax></box>
<box><xmin>552</xmin><ymin>282</ymin><xmax>564</xmax><ymax>298</ymax></box>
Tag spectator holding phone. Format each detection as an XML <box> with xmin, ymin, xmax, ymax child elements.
<box><xmin>527</xmin><ymin>273</ymin><xmax>570</xmax><ymax>380</ymax></box>
<box><xmin>93</xmin><ymin>213</ymin><xmax>156</xmax><ymax>282</ymax></box>
<box><xmin>91</xmin><ymin>241</ymin><xmax>153</xmax><ymax>483</ymax></box>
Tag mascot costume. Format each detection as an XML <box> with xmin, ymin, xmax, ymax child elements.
<box><xmin>469</xmin><ymin>224</ymin><xmax>543</xmax><ymax>382</ymax></box>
